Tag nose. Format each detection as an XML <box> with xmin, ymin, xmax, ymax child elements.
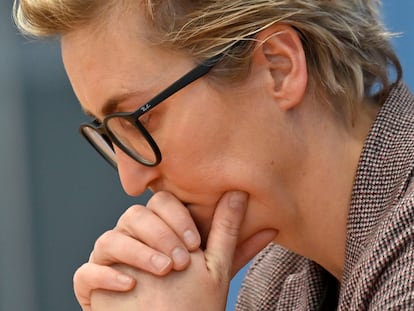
<box><xmin>114</xmin><ymin>146</ymin><xmax>160</xmax><ymax>196</ymax></box>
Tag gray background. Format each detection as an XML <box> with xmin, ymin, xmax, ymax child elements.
<box><xmin>0</xmin><ymin>1</ymin><xmax>412</xmax><ymax>310</ymax></box>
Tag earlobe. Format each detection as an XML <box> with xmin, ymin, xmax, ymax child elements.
<box><xmin>254</xmin><ymin>25</ymin><xmax>308</xmax><ymax>111</ymax></box>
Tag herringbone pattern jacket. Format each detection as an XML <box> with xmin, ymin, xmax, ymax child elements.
<box><xmin>236</xmin><ymin>83</ymin><xmax>414</xmax><ymax>310</ymax></box>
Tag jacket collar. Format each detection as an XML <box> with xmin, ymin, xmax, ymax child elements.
<box><xmin>343</xmin><ymin>82</ymin><xmax>414</xmax><ymax>282</ymax></box>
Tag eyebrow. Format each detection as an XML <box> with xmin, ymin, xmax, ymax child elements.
<box><xmin>82</xmin><ymin>90</ymin><xmax>145</xmax><ymax>120</ymax></box>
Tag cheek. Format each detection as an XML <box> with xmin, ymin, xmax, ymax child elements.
<box><xmin>158</xmin><ymin>94</ymin><xmax>234</xmax><ymax>180</ymax></box>
<box><xmin>160</xmin><ymin>129</ymin><xmax>232</xmax><ymax>193</ymax></box>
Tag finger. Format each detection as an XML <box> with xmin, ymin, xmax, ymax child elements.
<box><xmin>231</xmin><ymin>229</ymin><xmax>278</xmax><ymax>277</ymax></box>
<box><xmin>73</xmin><ymin>263</ymin><xmax>135</xmax><ymax>310</ymax></box>
<box><xmin>204</xmin><ymin>191</ymin><xmax>248</xmax><ymax>279</ymax></box>
<box><xmin>147</xmin><ymin>191</ymin><xmax>201</xmax><ymax>251</ymax></box>
<box><xmin>91</xmin><ymin>230</ymin><xmax>173</xmax><ymax>275</ymax></box>
<box><xmin>116</xmin><ymin>204</ymin><xmax>190</xmax><ymax>271</ymax></box>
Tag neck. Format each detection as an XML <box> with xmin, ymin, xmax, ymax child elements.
<box><xmin>275</xmin><ymin>98</ymin><xmax>380</xmax><ymax>280</ymax></box>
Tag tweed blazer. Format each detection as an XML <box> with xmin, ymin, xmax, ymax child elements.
<box><xmin>236</xmin><ymin>83</ymin><xmax>414</xmax><ymax>310</ymax></box>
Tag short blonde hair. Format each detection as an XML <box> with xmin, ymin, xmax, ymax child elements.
<box><xmin>14</xmin><ymin>0</ymin><xmax>402</xmax><ymax>115</ymax></box>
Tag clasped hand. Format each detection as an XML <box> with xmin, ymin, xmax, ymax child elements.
<box><xmin>73</xmin><ymin>191</ymin><xmax>270</xmax><ymax>311</ymax></box>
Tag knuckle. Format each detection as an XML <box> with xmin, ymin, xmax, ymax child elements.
<box><xmin>117</xmin><ymin>204</ymin><xmax>146</xmax><ymax>227</ymax></box>
<box><xmin>73</xmin><ymin>263</ymin><xmax>88</xmax><ymax>284</ymax></box>
<box><xmin>147</xmin><ymin>191</ymin><xmax>170</xmax><ymax>208</ymax></box>
<box><xmin>217</xmin><ymin>216</ymin><xmax>240</xmax><ymax>238</ymax></box>
<box><xmin>94</xmin><ymin>230</ymin><xmax>116</xmax><ymax>251</ymax></box>
<box><xmin>88</xmin><ymin>251</ymin><xmax>94</xmax><ymax>262</ymax></box>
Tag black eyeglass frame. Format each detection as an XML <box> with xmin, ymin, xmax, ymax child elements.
<box><xmin>79</xmin><ymin>52</ymin><xmax>225</xmax><ymax>169</ymax></box>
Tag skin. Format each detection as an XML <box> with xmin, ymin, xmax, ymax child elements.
<box><xmin>92</xmin><ymin>191</ymin><xmax>251</xmax><ymax>311</ymax></box>
<box><xmin>62</xmin><ymin>3</ymin><xmax>380</xmax><ymax>310</ymax></box>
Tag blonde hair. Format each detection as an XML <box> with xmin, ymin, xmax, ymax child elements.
<box><xmin>14</xmin><ymin>0</ymin><xmax>402</xmax><ymax>114</ymax></box>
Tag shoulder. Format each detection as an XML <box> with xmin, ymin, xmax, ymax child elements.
<box><xmin>237</xmin><ymin>244</ymin><xmax>328</xmax><ymax>310</ymax></box>
<box><xmin>340</xmin><ymin>177</ymin><xmax>414</xmax><ymax>309</ymax></box>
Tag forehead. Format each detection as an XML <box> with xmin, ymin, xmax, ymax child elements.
<box><xmin>61</xmin><ymin>1</ymin><xmax>155</xmax><ymax>67</ymax></box>
<box><xmin>60</xmin><ymin>4</ymin><xmax>191</xmax><ymax>119</ymax></box>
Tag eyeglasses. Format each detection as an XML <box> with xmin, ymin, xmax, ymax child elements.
<box><xmin>79</xmin><ymin>53</ymin><xmax>224</xmax><ymax>169</ymax></box>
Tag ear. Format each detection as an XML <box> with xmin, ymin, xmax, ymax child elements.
<box><xmin>252</xmin><ymin>24</ymin><xmax>308</xmax><ymax>111</ymax></box>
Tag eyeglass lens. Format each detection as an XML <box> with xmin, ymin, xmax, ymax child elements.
<box><xmin>106</xmin><ymin>116</ymin><xmax>157</xmax><ymax>164</ymax></box>
<box><xmin>81</xmin><ymin>126</ymin><xmax>117</xmax><ymax>167</ymax></box>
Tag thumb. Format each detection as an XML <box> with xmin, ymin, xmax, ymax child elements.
<box><xmin>204</xmin><ymin>191</ymin><xmax>248</xmax><ymax>278</ymax></box>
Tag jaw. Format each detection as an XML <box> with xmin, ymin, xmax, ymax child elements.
<box><xmin>186</xmin><ymin>192</ymin><xmax>283</xmax><ymax>251</ymax></box>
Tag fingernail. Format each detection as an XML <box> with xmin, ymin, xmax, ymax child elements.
<box><xmin>183</xmin><ymin>230</ymin><xmax>199</xmax><ymax>249</ymax></box>
<box><xmin>116</xmin><ymin>274</ymin><xmax>134</xmax><ymax>287</ymax></box>
<box><xmin>151</xmin><ymin>253</ymin><xmax>172</xmax><ymax>272</ymax></box>
<box><xmin>229</xmin><ymin>191</ymin><xmax>248</xmax><ymax>209</ymax></box>
<box><xmin>172</xmin><ymin>247</ymin><xmax>190</xmax><ymax>267</ymax></box>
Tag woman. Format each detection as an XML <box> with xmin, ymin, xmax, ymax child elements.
<box><xmin>14</xmin><ymin>0</ymin><xmax>414</xmax><ymax>310</ymax></box>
